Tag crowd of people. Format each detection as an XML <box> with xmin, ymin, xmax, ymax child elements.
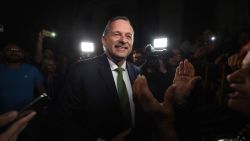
<box><xmin>0</xmin><ymin>16</ymin><xmax>249</xmax><ymax>141</ymax></box>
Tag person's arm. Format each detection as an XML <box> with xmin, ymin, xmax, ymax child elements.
<box><xmin>0</xmin><ymin>111</ymin><xmax>36</xmax><ymax>141</ymax></box>
<box><xmin>33</xmin><ymin>66</ymin><xmax>46</xmax><ymax>97</ymax></box>
<box><xmin>172</xmin><ymin>59</ymin><xmax>201</xmax><ymax>104</ymax></box>
<box><xmin>35</xmin><ymin>30</ymin><xmax>45</xmax><ymax>64</ymax></box>
<box><xmin>133</xmin><ymin>75</ymin><xmax>177</xmax><ymax>141</ymax></box>
<box><xmin>132</xmin><ymin>59</ymin><xmax>201</xmax><ymax>141</ymax></box>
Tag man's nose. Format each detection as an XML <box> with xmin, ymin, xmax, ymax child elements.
<box><xmin>119</xmin><ymin>35</ymin><xmax>128</xmax><ymax>43</ymax></box>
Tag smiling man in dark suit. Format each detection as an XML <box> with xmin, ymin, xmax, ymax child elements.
<box><xmin>52</xmin><ymin>16</ymin><xmax>151</xmax><ymax>141</ymax></box>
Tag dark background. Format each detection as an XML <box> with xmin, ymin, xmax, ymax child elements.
<box><xmin>0</xmin><ymin>0</ymin><xmax>249</xmax><ymax>58</ymax></box>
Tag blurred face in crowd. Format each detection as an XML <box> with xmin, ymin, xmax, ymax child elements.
<box><xmin>43</xmin><ymin>49</ymin><xmax>54</xmax><ymax>59</ymax></box>
<box><xmin>133</xmin><ymin>51</ymin><xmax>144</xmax><ymax>66</ymax></box>
<box><xmin>227</xmin><ymin>42</ymin><xmax>250</xmax><ymax>117</ymax></box>
<box><xmin>42</xmin><ymin>59</ymin><xmax>56</xmax><ymax>74</ymax></box>
<box><xmin>4</xmin><ymin>44</ymin><xmax>24</xmax><ymax>63</ymax></box>
<box><xmin>167</xmin><ymin>49</ymin><xmax>182</xmax><ymax>67</ymax></box>
<box><xmin>102</xmin><ymin>19</ymin><xmax>134</xmax><ymax>63</ymax></box>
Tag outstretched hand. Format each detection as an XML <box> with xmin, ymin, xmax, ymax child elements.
<box><xmin>132</xmin><ymin>59</ymin><xmax>199</xmax><ymax>141</ymax></box>
<box><xmin>133</xmin><ymin>75</ymin><xmax>176</xmax><ymax>124</ymax></box>
<box><xmin>172</xmin><ymin>59</ymin><xmax>201</xmax><ymax>104</ymax></box>
<box><xmin>133</xmin><ymin>75</ymin><xmax>177</xmax><ymax>141</ymax></box>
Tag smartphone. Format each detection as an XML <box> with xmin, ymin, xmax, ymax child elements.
<box><xmin>16</xmin><ymin>93</ymin><xmax>50</xmax><ymax>120</ymax></box>
<box><xmin>42</xmin><ymin>30</ymin><xmax>56</xmax><ymax>38</ymax></box>
<box><xmin>1</xmin><ymin>93</ymin><xmax>50</xmax><ymax>130</ymax></box>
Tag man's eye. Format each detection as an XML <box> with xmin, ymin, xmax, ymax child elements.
<box><xmin>113</xmin><ymin>33</ymin><xmax>120</xmax><ymax>36</ymax></box>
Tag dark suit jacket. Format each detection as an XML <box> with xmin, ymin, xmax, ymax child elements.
<box><xmin>52</xmin><ymin>54</ymin><xmax>151</xmax><ymax>141</ymax></box>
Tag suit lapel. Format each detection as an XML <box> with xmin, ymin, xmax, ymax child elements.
<box><xmin>97</xmin><ymin>54</ymin><xmax>119</xmax><ymax>100</ymax></box>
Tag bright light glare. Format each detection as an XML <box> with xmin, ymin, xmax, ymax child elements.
<box><xmin>51</xmin><ymin>32</ymin><xmax>56</xmax><ymax>37</ymax></box>
<box><xmin>211</xmin><ymin>36</ymin><xmax>216</xmax><ymax>41</ymax></box>
<box><xmin>81</xmin><ymin>42</ymin><xmax>94</xmax><ymax>52</ymax></box>
<box><xmin>153</xmin><ymin>38</ymin><xmax>168</xmax><ymax>49</ymax></box>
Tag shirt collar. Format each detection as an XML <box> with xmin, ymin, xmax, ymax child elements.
<box><xmin>107</xmin><ymin>57</ymin><xmax>126</xmax><ymax>71</ymax></box>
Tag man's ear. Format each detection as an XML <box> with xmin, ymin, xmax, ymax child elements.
<box><xmin>101</xmin><ymin>36</ymin><xmax>106</xmax><ymax>47</ymax></box>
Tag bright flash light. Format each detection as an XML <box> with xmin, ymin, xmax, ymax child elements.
<box><xmin>153</xmin><ymin>38</ymin><xmax>168</xmax><ymax>49</ymax></box>
<box><xmin>81</xmin><ymin>42</ymin><xmax>94</xmax><ymax>53</ymax></box>
<box><xmin>51</xmin><ymin>32</ymin><xmax>56</xmax><ymax>37</ymax></box>
<box><xmin>211</xmin><ymin>36</ymin><xmax>216</xmax><ymax>41</ymax></box>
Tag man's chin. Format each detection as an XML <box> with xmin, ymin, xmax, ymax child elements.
<box><xmin>112</xmin><ymin>54</ymin><xmax>128</xmax><ymax>61</ymax></box>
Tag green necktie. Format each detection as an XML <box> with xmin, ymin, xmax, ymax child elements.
<box><xmin>115</xmin><ymin>67</ymin><xmax>132</xmax><ymax>127</ymax></box>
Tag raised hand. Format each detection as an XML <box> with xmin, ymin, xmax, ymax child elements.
<box><xmin>133</xmin><ymin>75</ymin><xmax>177</xmax><ymax>141</ymax></box>
<box><xmin>172</xmin><ymin>59</ymin><xmax>201</xmax><ymax>104</ymax></box>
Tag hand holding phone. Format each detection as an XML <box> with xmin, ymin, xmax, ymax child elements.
<box><xmin>0</xmin><ymin>94</ymin><xmax>49</xmax><ymax>132</ymax></box>
<box><xmin>17</xmin><ymin>93</ymin><xmax>50</xmax><ymax>120</ymax></box>
<box><xmin>42</xmin><ymin>30</ymin><xmax>56</xmax><ymax>38</ymax></box>
<box><xmin>0</xmin><ymin>111</ymin><xmax>36</xmax><ymax>141</ymax></box>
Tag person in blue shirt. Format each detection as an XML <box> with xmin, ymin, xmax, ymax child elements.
<box><xmin>0</xmin><ymin>43</ymin><xmax>44</xmax><ymax>114</ymax></box>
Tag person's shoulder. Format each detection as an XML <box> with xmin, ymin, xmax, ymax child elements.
<box><xmin>127</xmin><ymin>61</ymin><xmax>140</xmax><ymax>72</ymax></box>
<box><xmin>68</xmin><ymin>54</ymin><xmax>105</xmax><ymax>72</ymax></box>
<box><xmin>74</xmin><ymin>55</ymin><xmax>103</xmax><ymax>67</ymax></box>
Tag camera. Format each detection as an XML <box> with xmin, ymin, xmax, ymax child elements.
<box><xmin>19</xmin><ymin>93</ymin><xmax>49</xmax><ymax>111</ymax></box>
<box><xmin>141</xmin><ymin>44</ymin><xmax>170</xmax><ymax>74</ymax></box>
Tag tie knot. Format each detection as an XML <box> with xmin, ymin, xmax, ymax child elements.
<box><xmin>115</xmin><ymin>67</ymin><xmax>125</xmax><ymax>73</ymax></box>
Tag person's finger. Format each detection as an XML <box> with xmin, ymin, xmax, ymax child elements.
<box><xmin>2</xmin><ymin>112</ymin><xmax>36</xmax><ymax>141</ymax></box>
<box><xmin>186</xmin><ymin>60</ymin><xmax>191</xmax><ymax>72</ymax></box>
<box><xmin>183</xmin><ymin>59</ymin><xmax>188</xmax><ymax>75</ymax></box>
<box><xmin>179</xmin><ymin>61</ymin><xmax>184</xmax><ymax>75</ymax></box>
<box><xmin>0</xmin><ymin>111</ymin><xmax>18</xmax><ymax>126</ymax></box>
<box><xmin>174</xmin><ymin>66</ymin><xmax>180</xmax><ymax>78</ymax></box>
<box><xmin>186</xmin><ymin>60</ymin><xmax>195</xmax><ymax>76</ymax></box>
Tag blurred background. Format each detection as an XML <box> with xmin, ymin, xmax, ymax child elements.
<box><xmin>0</xmin><ymin>0</ymin><xmax>249</xmax><ymax>58</ymax></box>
